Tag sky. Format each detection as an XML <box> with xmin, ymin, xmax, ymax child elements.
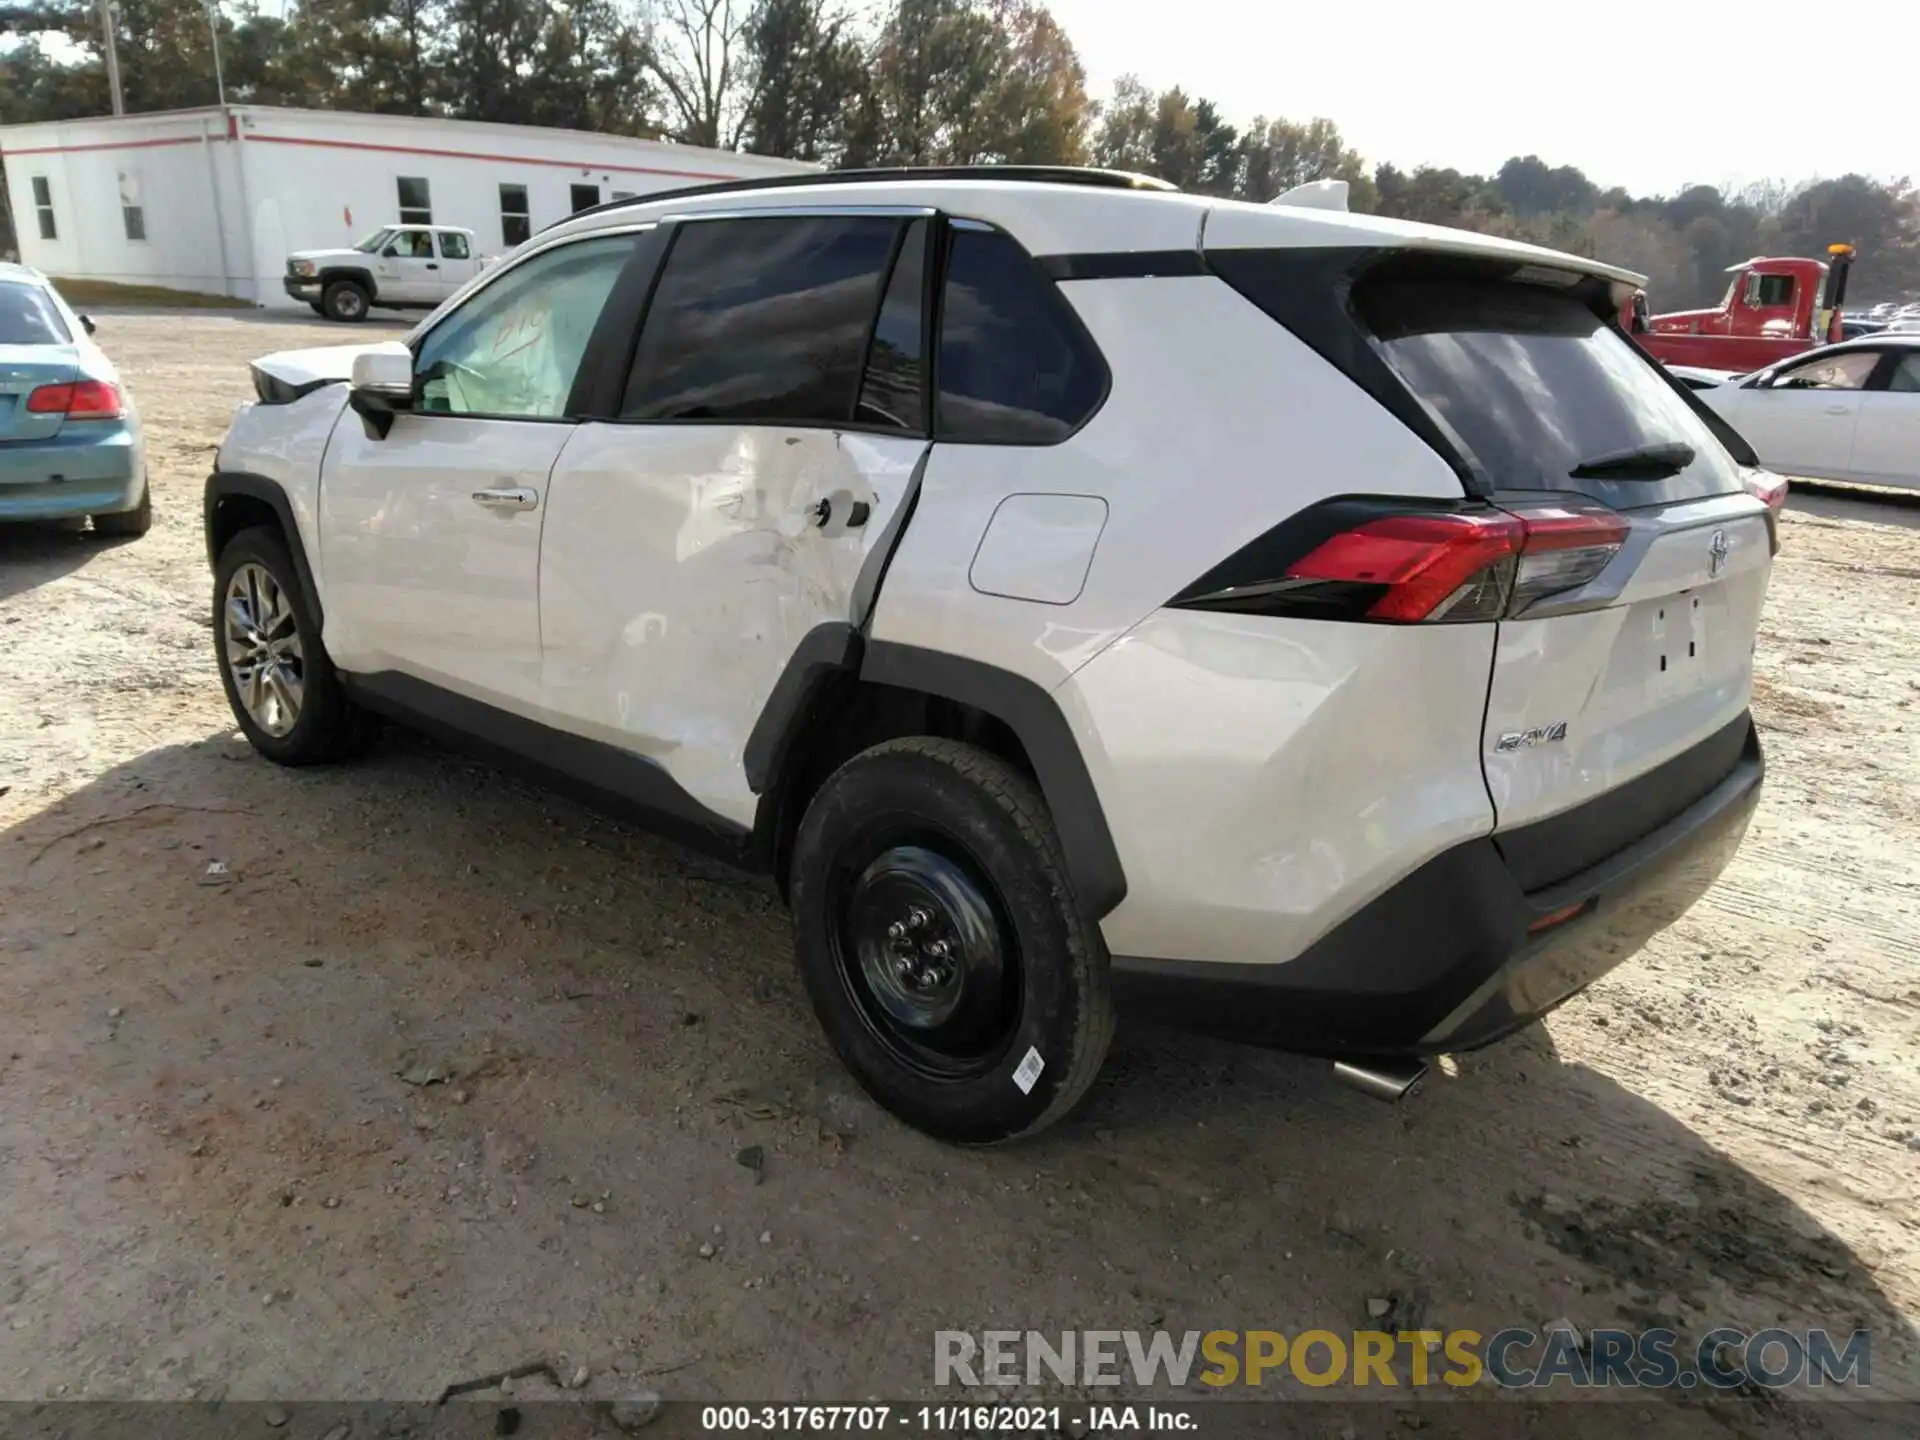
<box><xmin>1042</xmin><ymin>0</ymin><xmax>1917</xmax><ymax>197</ymax></box>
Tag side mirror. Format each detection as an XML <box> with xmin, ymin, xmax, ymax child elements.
<box><xmin>383</xmin><ymin>245</ymin><xmax>399</xmax><ymax>258</ymax></box>
<box><xmin>80</xmin><ymin>314</ymin><xmax>97</xmax><ymax>336</ymax></box>
<box><xmin>348</xmin><ymin>342</ymin><xmax>415</xmax><ymax>438</ymax></box>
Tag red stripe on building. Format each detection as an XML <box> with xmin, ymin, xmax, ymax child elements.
<box><xmin>2</xmin><ymin>128</ymin><xmax>764</xmax><ymax>184</ymax></box>
<box><xmin>243</xmin><ymin>133</ymin><xmax>743</xmax><ymax>181</ymax></box>
<box><xmin>0</xmin><ymin>135</ymin><xmax>208</xmax><ymax>158</ymax></box>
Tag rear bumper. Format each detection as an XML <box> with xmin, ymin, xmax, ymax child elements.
<box><xmin>1111</xmin><ymin>715</ymin><xmax>1763</xmax><ymax>1056</ymax></box>
<box><xmin>0</xmin><ymin>427</ymin><xmax>142</xmax><ymax>521</ymax></box>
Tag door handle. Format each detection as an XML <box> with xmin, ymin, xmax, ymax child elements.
<box><xmin>803</xmin><ymin>492</ymin><xmax>873</xmax><ymax>534</ymax></box>
<box><xmin>425</xmin><ymin>262</ymin><xmax>439</xmax><ymax>270</ymax></box>
<box><xmin>471</xmin><ymin>486</ymin><xmax>538</xmax><ymax>511</ymax></box>
<box><xmin>1824</xmin><ymin>404</ymin><xmax>1850</xmax><ymax>415</ymax></box>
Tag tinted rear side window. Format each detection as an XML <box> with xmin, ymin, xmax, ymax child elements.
<box><xmin>0</xmin><ymin>282</ymin><xmax>70</xmax><ymax>345</ymax></box>
<box><xmin>936</xmin><ymin>227</ymin><xmax>1106</xmax><ymax>444</ymax></box>
<box><xmin>1358</xmin><ymin>279</ymin><xmax>1741</xmax><ymax>504</ymax></box>
<box><xmin>623</xmin><ymin>215</ymin><xmax>899</xmax><ymax>424</ymax></box>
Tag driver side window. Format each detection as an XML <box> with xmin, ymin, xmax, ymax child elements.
<box><xmin>412</xmin><ymin>234</ymin><xmax>635</xmax><ymax>420</ymax></box>
<box><xmin>1769</xmin><ymin>351</ymin><xmax>1878</xmax><ymax>391</ymax></box>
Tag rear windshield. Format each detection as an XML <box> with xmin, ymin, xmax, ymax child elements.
<box><xmin>1358</xmin><ymin>279</ymin><xmax>1741</xmax><ymax>505</ymax></box>
<box><xmin>0</xmin><ymin>281</ymin><xmax>71</xmax><ymax>345</ymax></box>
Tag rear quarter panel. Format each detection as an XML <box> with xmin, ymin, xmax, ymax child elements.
<box><xmin>867</xmin><ymin>273</ymin><xmax>1468</xmax><ymax>691</ymax></box>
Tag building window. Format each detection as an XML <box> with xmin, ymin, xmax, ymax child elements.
<box><xmin>499</xmin><ymin>183</ymin><xmax>530</xmax><ymax>248</ymax></box>
<box><xmin>570</xmin><ymin>183</ymin><xmax>601</xmax><ymax>213</ymax></box>
<box><xmin>397</xmin><ymin>176</ymin><xmax>432</xmax><ymax>225</ymax></box>
<box><xmin>30</xmin><ymin>177</ymin><xmax>56</xmax><ymax>240</ymax></box>
<box><xmin>123</xmin><ymin>205</ymin><xmax>147</xmax><ymax>241</ymax></box>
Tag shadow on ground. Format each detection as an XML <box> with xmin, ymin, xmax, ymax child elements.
<box><xmin>0</xmin><ymin>521</ymin><xmax>137</xmax><ymax>602</ymax></box>
<box><xmin>0</xmin><ymin>726</ymin><xmax>1911</xmax><ymax>1417</ymax></box>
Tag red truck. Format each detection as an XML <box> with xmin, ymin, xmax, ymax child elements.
<box><xmin>1623</xmin><ymin>243</ymin><xmax>1855</xmax><ymax>370</ymax></box>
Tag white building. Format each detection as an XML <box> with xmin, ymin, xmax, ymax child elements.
<box><xmin>0</xmin><ymin>105</ymin><xmax>813</xmax><ymax>307</ymax></box>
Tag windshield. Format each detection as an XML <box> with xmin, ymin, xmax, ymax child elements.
<box><xmin>0</xmin><ymin>280</ymin><xmax>72</xmax><ymax>345</ymax></box>
<box><xmin>352</xmin><ymin>229</ymin><xmax>396</xmax><ymax>254</ymax></box>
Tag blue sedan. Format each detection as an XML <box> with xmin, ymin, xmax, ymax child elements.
<box><xmin>0</xmin><ymin>264</ymin><xmax>149</xmax><ymax>535</ymax></box>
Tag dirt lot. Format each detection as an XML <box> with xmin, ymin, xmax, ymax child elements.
<box><xmin>1</xmin><ymin>313</ymin><xmax>1915</xmax><ymax>1416</ymax></box>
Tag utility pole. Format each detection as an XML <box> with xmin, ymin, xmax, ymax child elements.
<box><xmin>96</xmin><ymin>0</ymin><xmax>124</xmax><ymax>115</ymax></box>
<box><xmin>204</xmin><ymin>1</ymin><xmax>227</xmax><ymax>109</ymax></box>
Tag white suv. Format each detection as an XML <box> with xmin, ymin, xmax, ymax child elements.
<box><xmin>207</xmin><ymin>167</ymin><xmax>1778</xmax><ymax>1142</ymax></box>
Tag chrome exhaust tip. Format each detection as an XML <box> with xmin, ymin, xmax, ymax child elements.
<box><xmin>1331</xmin><ymin>1058</ymin><xmax>1430</xmax><ymax>1102</ymax></box>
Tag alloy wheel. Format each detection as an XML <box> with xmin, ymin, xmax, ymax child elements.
<box><xmin>222</xmin><ymin>561</ymin><xmax>305</xmax><ymax>738</ymax></box>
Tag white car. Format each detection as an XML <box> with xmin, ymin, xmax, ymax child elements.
<box><xmin>1665</xmin><ymin>364</ymin><xmax>1745</xmax><ymax>391</ymax></box>
<box><xmin>283</xmin><ymin>224</ymin><xmax>486</xmax><ymax>322</ymax></box>
<box><xmin>206</xmin><ymin>167</ymin><xmax>1777</xmax><ymax>1141</ymax></box>
<box><xmin>1692</xmin><ymin>336</ymin><xmax>1920</xmax><ymax>491</ymax></box>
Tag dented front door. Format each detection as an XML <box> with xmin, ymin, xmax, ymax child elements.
<box><xmin>536</xmin><ymin>422</ymin><xmax>927</xmax><ymax>827</ymax></box>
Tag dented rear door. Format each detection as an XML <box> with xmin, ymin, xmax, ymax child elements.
<box><xmin>535</xmin><ymin>211</ymin><xmax>934</xmax><ymax>828</ymax></box>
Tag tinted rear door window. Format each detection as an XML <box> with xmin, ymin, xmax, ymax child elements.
<box><xmin>936</xmin><ymin>226</ymin><xmax>1107</xmax><ymax>444</ymax></box>
<box><xmin>623</xmin><ymin>215</ymin><xmax>899</xmax><ymax>424</ymax></box>
<box><xmin>1359</xmin><ymin>279</ymin><xmax>1743</xmax><ymax>505</ymax></box>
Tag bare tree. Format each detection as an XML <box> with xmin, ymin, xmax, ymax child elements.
<box><xmin>642</xmin><ymin>0</ymin><xmax>759</xmax><ymax>149</ymax></box>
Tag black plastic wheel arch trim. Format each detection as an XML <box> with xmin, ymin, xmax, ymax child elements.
<box><xmin>204</xmin><ymin>471</ymin><xmax>325</xmax><ymax>628</ymax></box>
<box><xmin>743</xmin><ymin>622</ymin><xmax>864</xmax><ymax>796</ymax></box>
<box><xmin>340</xmin><ymin>671</ymin><xmax>754</xmax><ymax>867</ymax></box>
<box><xmin>859</xmin><ymin>641</ymin><xmax>1128</xmax><ymax>919</ymax></box>
<box><xmin>317</xmin><ymin>267</ymin><xmax>377</xmax><ymax>301</ymax></box>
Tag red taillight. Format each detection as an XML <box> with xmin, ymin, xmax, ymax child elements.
<box><xmin>25</xmin><ymin>379</ymin><xmax>124</xmax><ymax>419</ymax></box>
<box><xmin>1287</xmin><ymin>511</ymin><xmax>1522</xmax><ymax>622</ymax></box>
<box><xmin>1744</xmin><ymin>470</ymin><xmax>1787</xmax><ymax>512</ymax></box>
<box><xmin>1280</xmin><ymin>503</ymin><xmax>1626</xmax><ymax>623</ymax></box>
<box><xmin>1743</xmin><ymin>468</ymin><xmax>1787</xmax><ymax>554</ymax></box>
<box><xmin>1176</xmin><ymin>497</ymin><xmax>1633</xmax><ymax>624</ymax></box>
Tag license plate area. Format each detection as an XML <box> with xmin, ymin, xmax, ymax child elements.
<box><xmin>1649</xmin><ymin>590</ymin><xmax>1710</xmax><ymax>691</ymax></box>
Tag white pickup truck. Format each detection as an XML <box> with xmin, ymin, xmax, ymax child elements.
<box><xmin>283</xmin><ymin>224</ymin><xmax>489</xmax><ymax>322</ymax></box>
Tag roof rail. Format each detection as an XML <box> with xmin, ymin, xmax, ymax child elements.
<box><xmin>548</xmin><ymin>164</ymin><xmax>1179</xmax><ymax>232</ymax></box>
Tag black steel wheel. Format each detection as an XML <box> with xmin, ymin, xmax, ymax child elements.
<box><xmin>837</xmin><ymin>840</ymin><xmax>1020</xmax><ymax>1079</ymax></box>
<box><xmin>790</xmin><ymin>738</ymin><xmax>1114</xmax><ymax>1143</ymax></box>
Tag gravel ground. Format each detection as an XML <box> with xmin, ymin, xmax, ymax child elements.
<box><xmin>0</xmin><ymin>314</ymin><xmax>1915</xmax><ymax>1418</ymax></box>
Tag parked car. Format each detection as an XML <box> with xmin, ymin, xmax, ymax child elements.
<box><xmin>0</xmin><ymin>263</ymin><xmax>148</xmax><ymax>535</ymax></box>
<box><xmin>1694</xmin><ymin>336</ymin><xmax>1920</xmax><ymax>491</ymax></box>
<box><xmin>208</xmin><ymin>167</ymin><xmax>1777</xmax><ymax>1141</ymax></box>
<box><xmin>284</xmin><ymin>224</ymin><xmax>486</xmax><ymax>322</ymax></box>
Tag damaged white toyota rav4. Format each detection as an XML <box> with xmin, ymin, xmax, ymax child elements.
<box><xmin>207</xmin><ymin>167</ymin><xmax>1780</xmax><ymax>1143</ymax></box>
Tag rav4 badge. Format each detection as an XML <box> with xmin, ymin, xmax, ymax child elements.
<box><xmin>1495</xmin><ymin>721</ymin><xmax>1569</xmax><ymax>753</ymax></box>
